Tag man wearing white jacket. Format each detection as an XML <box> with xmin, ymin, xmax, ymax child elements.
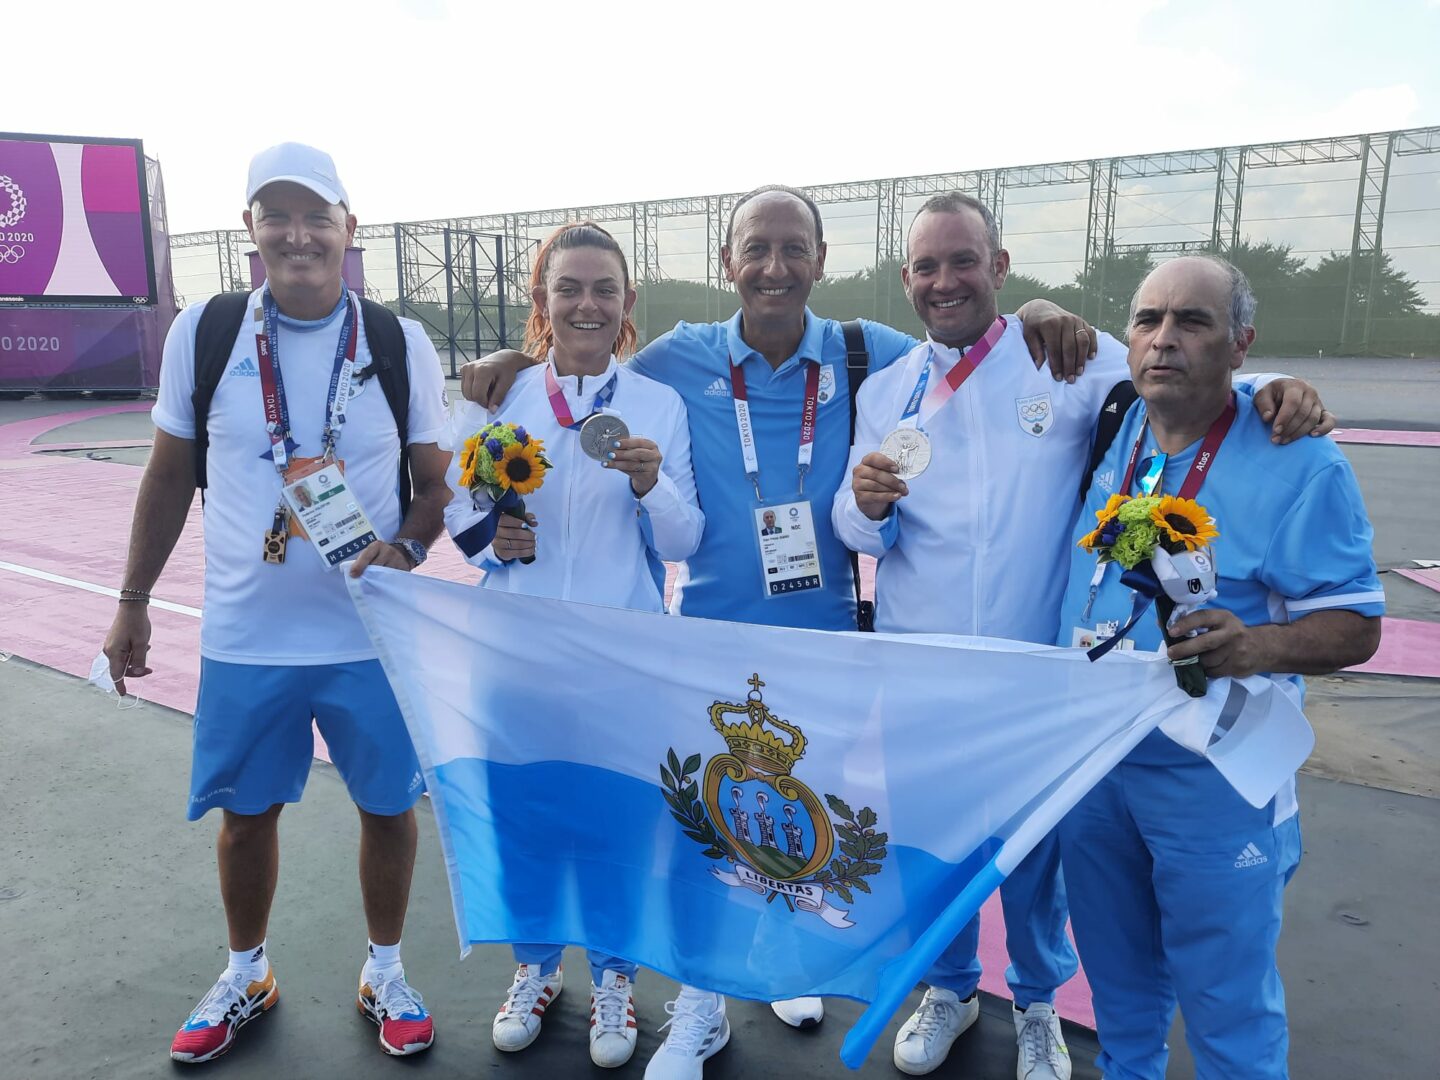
<box><xmin>832</xmin><ymin>193</ymin><xmax>1331</xmax><ymax>1079</ymax></box>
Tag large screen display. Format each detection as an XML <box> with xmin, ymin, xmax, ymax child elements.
<box><xmin>0</xmin><ymin>133</ymin><xmax>157</xmax><ymax>306</ymax></box>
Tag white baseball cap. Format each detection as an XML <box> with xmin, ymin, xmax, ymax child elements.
<box><xmin>245</xmin><ymin>142</ymin><xmax>350</xmax><ymax>207</ymax></box>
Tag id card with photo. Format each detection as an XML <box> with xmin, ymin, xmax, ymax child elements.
<box><xmin>281</xmin><ymin>462</ymin><xmax>379</xmax><ymax>569</ymax></box>
<box><xmin>755</xmin><ymin>501</ymin><xmax>823</xmax><ymax>598</ymax></box>
<box><xmin>1071</xmin><ymin>622</ymin><xmax>1136</xmax><ymax>650</ymax></box>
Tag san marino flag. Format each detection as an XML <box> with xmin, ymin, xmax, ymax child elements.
<box><xmin>347</xmin><ymin>568</ymin><xmax>1308</xmax><ymax>1068</ymax></box>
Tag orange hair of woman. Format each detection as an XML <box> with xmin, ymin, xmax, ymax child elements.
<box><xmin>523</xmin><ymin>221</ymin><xmax>639</xmax><ymax>360</ymax></box>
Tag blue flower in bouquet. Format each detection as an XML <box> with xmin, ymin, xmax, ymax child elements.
<box><xmin>485</xmin><ymin>437</ymin><xmax>504</xmax><ymax>461</ymax></box>
<box><xmin>513</xmin><ymin>425</ymin><xmax>530</xmax><ymax>446</ymax></box>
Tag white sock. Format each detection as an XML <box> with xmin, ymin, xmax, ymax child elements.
<box><xmin>227</xmin><ymin>941</ymin><xmax>269</xmax><ymax>981</ymax></box>
<box><xmin>364</xmin><ymin>939</ymin><xmax>403</xmax><ymax>982</ymax></box>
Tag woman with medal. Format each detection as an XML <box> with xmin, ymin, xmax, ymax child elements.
<box><xmin>442</xmin><ymin>221</ymin><xmax>703</xmax><ymax>1068</ymax></box>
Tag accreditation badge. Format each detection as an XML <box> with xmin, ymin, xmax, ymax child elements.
<box><xmin>755</xmin><ymin>501</ymin><xmax>823</xmax><ymax>598</ymax></box>
<box><xmin>1071</xmin><ymin>621</ymin><xmax>1135</xmax><ymax>650</ymax></box>
<box><xmin>280</xmin><ymin>461</ymin><xmax>379</xmax><ymax>569</ymax></box>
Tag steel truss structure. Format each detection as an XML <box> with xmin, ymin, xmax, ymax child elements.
<box><xmin>174</xmin><ymin>125</ymin><xmax>1439</xmax><ymax>349</ymax></box>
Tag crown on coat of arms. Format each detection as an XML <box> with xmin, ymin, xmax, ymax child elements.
<box><xmin>708</xmin><ymin>674</ymin><xmax>807</xmax><ymax>775</ymax></box>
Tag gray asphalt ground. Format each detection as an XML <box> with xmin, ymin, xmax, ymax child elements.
<box><xmin>4</xmin><ymin>355</ymin><xmax>1439</xmax><ymax>1078</ymax></box>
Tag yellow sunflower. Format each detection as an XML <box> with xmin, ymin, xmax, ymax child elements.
<box><xmin>1094</xmin><ymin>493</ymin><xmax>1129</xmax><ymax>524</ymax></box>
<box><xmin>458</xmin><ymin>434</ymin><xmax>481</xmax><ymax>489</ymax></box>
<box><xmin>1078</xmin><ymin>493</ymin><xmax>1131</xmax><ymax>550</ymax></box>
<box><xmin>1149</xmin><ymin>495</ymin><xmax>1219</xmax><ymax>550</ymax></box>
<box><xmin>497</xmin><ymin>441</ymin><xmax>547</xmax><ymax>495</ymax></box>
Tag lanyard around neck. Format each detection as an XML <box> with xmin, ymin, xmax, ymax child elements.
<box><xmin>1120</xmin><ymin>394</ymin><xmax>1237</xmax><ymax>501</ymax></box>
<box><xmin>256</xmin><ymin>288</ymin><xmax>357</xmax><ymax>472</ymax></box>
<box><xmin>728</xmin><ymin>355</ymin><xmax>820</xmax><ymax>502</ymax></box>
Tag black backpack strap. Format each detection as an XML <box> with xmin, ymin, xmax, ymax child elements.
<box><xmin>190</xmin><ymin>292</ymin><xmax>252</xmax><ymax>497</ymax></box>
<box><xmin>839</xmin><ymin>319</ymin><xmax>875</xmax><ymax>632</ymax></box>
<box><xmin>1083</xmin><ymin>379</ymin><xmax>1141</xmax><ymax>499</ymax></box>
<box><xmin>840</xmin><ymin>319</ymin><xmax>869</xmax><ymax>443</ymax></box>
<box><xmin>359</xmin><ymin>298</ymin><xmax>412</xmax><ymax>518</ymax></box>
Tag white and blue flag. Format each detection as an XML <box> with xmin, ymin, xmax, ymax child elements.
<box><xmin>347</xmin><ymin>567</ymin><xmax>1306</xmax><ymax>1068</ymax></box>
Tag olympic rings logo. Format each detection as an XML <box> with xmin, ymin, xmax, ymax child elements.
<box><xmin>0</xmin><ymin>176</ymin><xmax>25</xmax><ymax>229</ymax></box>
<box><xmin>1019</xmin><ymin>402</ymin><xmax>1050</xmax><ymax>421</ymax></box>
<box><xmin>0</xmin><ymin>244</ymin><xmax>25</xmax><ymax>263</ymax></box>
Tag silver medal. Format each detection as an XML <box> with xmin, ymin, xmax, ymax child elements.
<box><xmin>580</xmin><ymin>413</ymin><xmax>630</xmax><ymax>461</ymax></box>
<box><xmin>880</xmin><ymin>428</ymin><xmax>932</xmax><ymax>480</ymax></box>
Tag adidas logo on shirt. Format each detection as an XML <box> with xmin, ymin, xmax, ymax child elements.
<box><xmin>703</xmin><ymin>377</ymin><xmax>730</xmax><ymax>398</ymax></box>
<box><xmin>1234</xmin><ymin>842</ymin><xmax>1269</xmax><ymax>868</ymax></box>
<box><xmin>1103</xmin><ymin>400</ymin><xmax>1119</xmax><ymax>414</ymax></box>
<box><xmin>229</xmin><ymin>357</ymin><xmax>260</xmax><ymax>378</ymax></box>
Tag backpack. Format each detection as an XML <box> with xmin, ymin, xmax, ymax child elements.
<box><xmin>1083</xmin><ymin>379</ymin><xmax>1140</xmax><ymax>499</ymax></box>
<box><xmin>190</xmin><ymin>292</ymin><xmax>413</xmax><ymax>517</ymax></box>
<box><xmin>839</xmin><ymin>320</ymin><xmax>875</xmax><ymax>632</ymax></box>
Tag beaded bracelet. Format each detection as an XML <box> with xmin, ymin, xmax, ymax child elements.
<box><xmin>119</xmin><ymin>588</ymin><xmax>151</xmax><ymax>603</ymax></box>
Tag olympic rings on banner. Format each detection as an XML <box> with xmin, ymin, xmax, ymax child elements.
<box><xmin>0</xmin><ymin>244</ymin><xmax>26</xmax><ymax>263</ymax></box>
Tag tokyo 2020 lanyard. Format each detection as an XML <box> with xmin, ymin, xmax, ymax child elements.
<box><xmin>544</xmin><ymin>362</ymin><xmax>618</xmax><ymax>429</ymax></box>
<box><xmin>728</xmin><ymin>356</ymin><xmax>820</xmax><ymax>502</ymax></box>
<box><xmin>256</xmin><ymin>287</ymin><xmax>358</xmax><ymax>472</ymax></box>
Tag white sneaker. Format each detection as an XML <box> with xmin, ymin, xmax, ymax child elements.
<box><xmin>590</xmin><ymin>970</ymin><xmax>638</xmax><ymax>1068</ymax></box>
<box><xmin>770</xmin><ymin>995</ymin><xmax>824</xmax><ymax>1029</ymax></box>
<box><xmin>491</xmin><ymin>963</ymin><xmax>563</xmax><ymax>1052</ymax></box>
<box><xmin>643</xmin><ymin>987</ymin><xmax>730</xmax><ymax>1080</ymax></box>
<box><xmin>892</xmin><ymin>986</ymin><xmax>980</xmax><ymax>1076</ymax></box>
<box><xmin>1014</xmin><ymin>1002</ymin><xmax>1071</xmax><ymax>1080</ymax></box>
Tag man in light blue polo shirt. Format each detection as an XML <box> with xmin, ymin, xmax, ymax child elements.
<box><xmin>1055</xmin><ymin>255</ymin><xmax>1383</xmax><ymax>1080</ymax></box>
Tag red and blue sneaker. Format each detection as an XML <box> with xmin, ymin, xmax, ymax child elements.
<box><xmin>358</xmin><ymin>971</ymin><xmax>435</xmax><ymax>1056</ymax></box>
<box><xmin>170</xmin><ymin>968</ymin><xmax>278</xmax><ymax>1064</ymax></box>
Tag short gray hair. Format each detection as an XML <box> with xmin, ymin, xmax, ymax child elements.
<box><xmin>906</xmin><ymin>192</ymin><xmax>1001</xmax><ymax>263</ymax></box>
<box><xmin>1128</xmin><ymin>254</ymin><xmax>1257</xmax><ymax>341</ymax></box>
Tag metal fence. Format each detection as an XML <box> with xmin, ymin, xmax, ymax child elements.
<box><xmin>171</xmin><ymin>125</ymin><xmax>1440</xmax><ymax>360</ymax></box>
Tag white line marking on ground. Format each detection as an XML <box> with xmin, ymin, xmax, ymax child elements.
<box><xmin>0</xmin><ymin>561</ymin><xmax>201</xmax><ymax>617</ymax></box>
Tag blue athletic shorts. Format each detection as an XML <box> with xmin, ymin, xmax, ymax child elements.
<box><xmin>187</xmin><ymin>658</ymin><xmax>424</xmax><ymax>820</ymax></box>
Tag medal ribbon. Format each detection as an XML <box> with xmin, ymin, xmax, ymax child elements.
<box><xmin>910</xmin><ymin>316</ymin><xmax>1007</xmax><ymax>427</ymax></box>
<box><xmin>728</xmin><ymin>356</ymin><xmax>821</xmax><ymax>501</ymax></box>
<box><xmin>255</xmin><ymin>287</ymin><xmax>358</xmax><ymax>472</ymax></box>
<box><xmin>544</xmin><ymin>362</ymin><xmax>618</xmax><ymax>429</ymax></box>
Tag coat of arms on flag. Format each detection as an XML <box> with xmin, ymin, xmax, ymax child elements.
<box><xmin>662</xmin><ymin>674</ymin><xmax>887</xmax><ymax>928</ymax></box>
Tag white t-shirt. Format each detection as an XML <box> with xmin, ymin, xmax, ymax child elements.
<box><xmin>443</xmin><ymin>358</ymin><xmax>703</xmax><ymax>612</ymax></box>
<box><xmin>153</xmin><ymin>288</ymin><xmax>449</xmax><ymax>665</ymax></box>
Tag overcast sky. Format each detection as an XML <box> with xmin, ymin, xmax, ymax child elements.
<box><xmin>11</xmin><ymin>0</ymin><xmax>1439</xmax><ymax>234</ymax></box>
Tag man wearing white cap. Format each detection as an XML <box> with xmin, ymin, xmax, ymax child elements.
<box><xmin>103</xmin><ymin>143</ymin><xmax>453</xmax><ymax>1063</ymax></box>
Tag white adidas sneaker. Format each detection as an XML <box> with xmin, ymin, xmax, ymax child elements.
<box><xmin>491</xmin><ymin>963</ymin><xmax>563</xmax><ymax>1052</ymax></box>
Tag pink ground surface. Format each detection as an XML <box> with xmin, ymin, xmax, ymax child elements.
<box><xmin>1330</xmin><ymin>427</ymin><xmax>1440</xmax><ymax>447</ymax></box>
<box><xmin>8</xmin><ymin>409</ymin><xmax>1439</xmax><ymax>1027</ymax></box>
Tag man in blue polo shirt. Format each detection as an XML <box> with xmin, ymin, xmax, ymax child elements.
<box><xmin>1055</xmin><ymin>255</ymin><xmax>1383</xmax><ymax>1080</ymax></box>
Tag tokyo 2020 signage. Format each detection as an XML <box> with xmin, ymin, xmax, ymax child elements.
<box><xmin>0</xmin><ymin>133</ymin><xmax>157</xmax><ymax>306</ymax></box>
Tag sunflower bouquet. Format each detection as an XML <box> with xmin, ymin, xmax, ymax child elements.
<box><xmin>459</xmin><ymin>421</ymin><xmax>552</xmax><ymax>564</ymax></box>
<box><xmin>1078</xmin><ymin>493</ymin><xmax>1220</xmax><ymax>696</ymax></box>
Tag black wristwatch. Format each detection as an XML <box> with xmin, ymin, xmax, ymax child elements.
<box><xmin>390</xmin><ymin>537</ymin><xmax>428</xmax><ymax>568</ymax></box>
